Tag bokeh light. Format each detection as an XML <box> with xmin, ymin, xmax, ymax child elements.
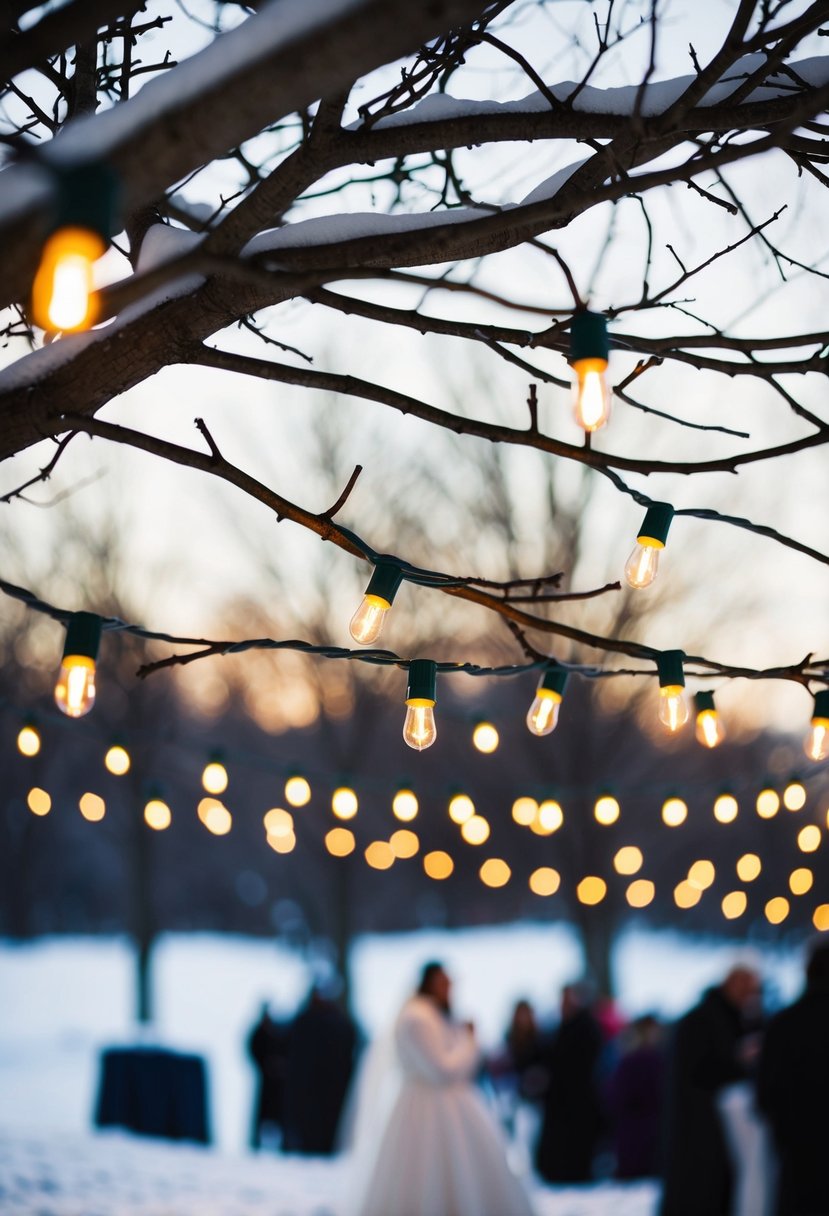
<box><xmin>479</xmin><ymin>858</ymin><xmax>511</xmax><ymax>887</ymax></box>
<box><xmin>529</xmin><ymin>867</ymin><xmax>560</xmax><ymax>896</ymax></box>
<box><xmin>798</xmin><ymin>825</ymin><xmax>821</xmax><ymax>853</ymax></box>
<box><xmin>79</xmin><ymin>792</ymin><xmax>105</xmax><ymax>822</ymax></box>
<box><xmin>713</xmin><ymin>794</ymin><xmax>738</xmax><ymax>824</ymax></box>
<box><xmin>783</xmin><ymin>781</ymin><xmax>807</xmax><ymax>811</ymax></box>
<box><xmin>17</xmin><ymin>725</ymin><xmax>41</xmax><ymax>757</ymax></box>
<box><xmin>674</xmin><ymin>881</ymin><xmax>701</xmax><ymax>909</ymax></box>
<box><xmin>448</xmin><ymin>794</ymin><xmax>475</xmax><ymax>824</ymax></box>
<box><xmin>813</xmin><ymin>905</ymin><xmax>829</xmax><ymax>931</ymax></box>
<box><xmin>688</xmin><ymin>860</ymin><xmax>715</xmax><ymax>891</ymax></box>
<box><xmin>765</xmin><ymin>896</ymin><xmax>790</xmax><ymax>924</ymax></box>
<box><xmin>27</xmin><ymin>787</ymin><xmax>51</xmax><ymax>816</ymax></box>
<box><xmin>264</xmin><ymin>808</ymin><xmax>294</xmax><ymax>838</ymax></box>
<box><xmin>722</xmin><ymin>891</ymin><xmax>747</xmax><ymax>919</ymax></box>
<box><xmin>537</xmin><ymin>800</ymin><xmax>563</xmax><ymax>833</ymax></box>
<box><xmin>626</xmin><ymin>879</ymin><xmax>655</xmax><ymax>908</ymax></box>
<box><xmin>756</xmin><ymin>788</ymin><xmax>780</xmax><ymax>818</ymax></box>
<box><xmin>392</xmin><ymin>789</ymin><xmax>419</xmax><ymax>821</ymax></box>
<box><xmin>202</xmin><ymin>760</ymin><xmax>228</xmax><ymax>795</ymax></box>
<box><xmin>576</xmin><ymin>876</ymin><xmax>607</xmax><ymax>905</ymax></box>
<box><xmin>284</xmin><ymin>776</ymin><xmax>311</xmax><ymax>807</ymax></box>
<box><xmin>104</xmin><ymin>745</ymin><xmax>130</xmax><ymax>776</ymax></box>
<box><xmin>736</xmin><ymin>853</ymin><xmax>762</xmax><ymax>882</ymax></box>
<box><xmin>613</xmin><ymin>846</ymin><xmax>643</xmax><ymax>876</ymax></box>
<box><xmin>461</xmin><ymin>815</ymin><xmax>490</xmax><ymax>845</ymax></box>
<box><xmin>511</xmin><ymin>797</ymin><xmax>538</xmax><ymax>827</ymax></box>
<box><xmin>365</xmin><ymin>841</ymin><xmax>395</xmax><ymax>870</ymax></box>
<box><xmin>594</xmin><ymin>795</ymin><xmax>620</xmax><ymax>826</ymax></box>
<box><xmin>789</xmin><ymin>867</ymin><xmax>814</xmax><ymax>895</ymax></box>
<box><xmin>144</xmin><ymin>799</ymin><xmax>171</xmax><ymax>830</ymax></box>
<box><xmin>390</xmin><ymin>829</ymin><xmax>419</xmax><ymax>859</ymax></box>
<box><xmin>662</xmin><ymin>797</ymin><xmax>688</xmax><ymax>827</ymax></box>
<box><xmin>332</xmin><ymin>787</ymin><xmax>358</xmax><ymax>819</ymax></box>
<box><xmin>472</xmin><ymin>722</ymin><xmax>499</xmax><ymax>754</ymax></box>
<box><xmin>423</xmin><ymin>850</ymin><xmax>453</xmax><ymax>880</ymax></box>
<box><xmin>325</xmin><ymin>827</ymin><xmax>355</xmax><ymax>857</ymax></box>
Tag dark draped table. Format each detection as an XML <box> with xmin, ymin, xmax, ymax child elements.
<box><xmin>94</xmin><ymin>1046</ymin><xmax>210</xmax><ymax>1143</ymax></box>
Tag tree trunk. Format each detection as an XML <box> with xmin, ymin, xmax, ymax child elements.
<box><xmin>576</xmin><ymin>910</ymin><xmax>615</xmax><ymax>1000</ymax></box>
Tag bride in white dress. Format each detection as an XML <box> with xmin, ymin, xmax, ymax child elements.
<box><xmin>350</xmin><ymin>962</ymin><xmax>535</xmax><ymax>1216</ymax></box>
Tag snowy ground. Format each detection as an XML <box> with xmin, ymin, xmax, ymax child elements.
<box><xmin>0</xmin><ymin>925</ymin><xmax>804</xmax><ymax>1214</ymax></box>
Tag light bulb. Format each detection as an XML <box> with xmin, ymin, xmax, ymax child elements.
<box><xmin>349</xmin><ymin>595</ymin><xmax>389</xmax><ymax>645</ymax></box>
<box><xmin>526</xmin><ymin>691</ymin><xmax>560</xmax><ymax>736</ymax></box>
<box><xmin>17</xmin><ymin>724</ymin><xmax>41</xmax><ymax>757</ymax></box>
<box><xmin>572</xmin><ymin>359</ymin><xmax>611</xmax><ymax>432</ymax></box>
<box><xmin>805</xmin><ymin>691</ymin><xmax>829</xmax><ymax>761</ymax></box>
<box><xmin>403</xmin><ymin>702</ymin><xmax>437</xmax><ymax>751</ymax></box>
<box><xmin>403</xmin><ymin>659</ymin><xmax>438</xmax><ymax>752</ymax></box>
<box><xmin>625</xmin><ymin>542</ymin><xmax>660</xmax><ymax>589</ymax></box>
<box><xmin>202</xmin><ymin>759</ymin><xmax>228</xmax><ymax>794</ymax></box>
<box><xmin>55</xmin><ymin>655</ymin><xmax>96</xmax><ymax>718</ymax></box>
<box><xmin>32</xmin><ymin>227</ymin><xmax>105</xmax><ymax>332</ymax></box>
<box><xmin>696</xmin><ymin>710</ymin><xmax>725</xmax><ymax>748</ymax></box>
<box><xmin>658</xmin><ymin>685</ymin><xmax>689</xmax><ymax>732</ymax></box>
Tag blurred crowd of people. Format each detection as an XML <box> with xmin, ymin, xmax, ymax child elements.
<box><xmin>247</xmin><ymin>938</ymin><xmax>829</xmax><ymax>1216</ymax></box>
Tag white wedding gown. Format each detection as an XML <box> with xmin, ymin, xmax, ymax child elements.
<box><xmin>350</xmin><ymin>995</ymin><xmax>535</xmax><ymax>1216</ymax></box>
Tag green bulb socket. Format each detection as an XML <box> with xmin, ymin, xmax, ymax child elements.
<box><xmin>638</xmin><ymin>502</ymin><xmax>674</xmax><ymax>545</ymax></box>
<box><xmin>657</xmin><ymin>649</ymin><xmax>685</xmax><ymax>689</ymax></box>
<box><xmin>568</xmin><ymin>310</ymin><xmax>609</xmax><ymax>364</ymax></box>
<box><xmin>407</xmin><ymin>659</ymin><xmax>437</xmax><ymax>703</ymax></box>
<box><xmin>694</xmin><ymin>690</ymin><xmax>716</xmax><ymax>714</ymax></box>
<box><xmin>538</xmin><ymin>666</ymin><xmax>568</xmax><ymax>697</ymax></box>
<box><xmin>50</xmin><ymin>162</ymin><xmax>120</xmax><ymax>239</ymax></box>
<box><xmin>62</xmin><ymin>612</ymin><xmax>102</xmax><ymax>661</ymax></box>
<box><xmin>365</xmin><ymin>561</ymin><xmax>404</xmax><ymax>604</ymax></box>
<box><xmin>812</xmin><ymin>689</ymin><xmax>829</xmax><ymax>720</ymax></box>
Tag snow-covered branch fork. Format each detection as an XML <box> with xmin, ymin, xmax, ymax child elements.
<box><xmin>1</xmin><ymin>0</ymin><xmax>828</xmax><ymax>696</ymax></box>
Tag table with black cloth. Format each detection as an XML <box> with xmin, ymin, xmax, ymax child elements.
<box><xmin>94</xmin><ymin>1046</ymin><xmax>210</xmax><ymax>1143</ymax></box>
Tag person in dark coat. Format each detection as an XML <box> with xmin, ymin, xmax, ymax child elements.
<box><xmin>247</xmin><ymin>1002</ymin><xmax>288</xmax><ymax>1150</ymax></box>
<box><xmin>757</xmin><ymin>939</ymin><xmax>829</xmax><ymax>1216</ymax></box>
<box><xmin>607</xmin><ymin>1014</ymin><xmax>665</xmax><ymax>1179</ymax></box>
<box><xmin>659</xmin><ymin>964</ymin><xmax>761</xmax><ymax>1216</ymax></box>
<box><xmin>281</xmin><ymin>985</ymin><xmax>358</xmax><ymax>1155</ymax></box>
<box><xmin>535</xmin><ymin>981</ymin><xmax>604</xmax><ymax>1183</ymax></box>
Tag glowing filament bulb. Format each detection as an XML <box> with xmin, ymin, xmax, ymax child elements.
<box><xmin>694</xmin><ymin>691</ymin><xmax>725</xmax><ymax>749</ymax></box>
<box><xmin>403</xmin><ymin>660</ymin><xmax>438</xmax><ymax>752</ymax></box>
<box><xmin>526</xmin><ymin>667</ymin><xmax>568</xmax><ymax>737</ymax></box>
<box><xmin>658</xmin><ymin>685</ymin><xmax>689</xmax><ymax>733</ymax></box>
<box><xmin>32</xmin><ymin>228</ymin><xmax>105</xmax><ymax>332</ymax></box>
<box><xmin>349</xmin><ymin>562</ymin><xmax>403</xmax><ymax>646</ymax></box>
<box><xmin>624</xmin><ymin>504</ymin><xmax>673</xmax><ymax>590</ymax></box>
<box><xmin>572</xmin><ymin>359</ymin><xmax>611</xmax><ymax>432</ymax></box>
<box><xmin>805</xmin><ymin>691</ymin><xmax>829</xmax><ymax>762</ymax></box>
<box><xmin>54</xmin><ymin>612</ymin><xmax>101</xmax><ymax>719</ymax></box>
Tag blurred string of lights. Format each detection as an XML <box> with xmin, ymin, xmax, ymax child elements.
<box><xmin>3</xmin><ymin>578</ymin><xmax>829</xmax><ymax>761</ymax></box>
<box><xmin>10</xmin><ymin>701</ymin><xmax>829</xmax><ymax>929</ymax></box>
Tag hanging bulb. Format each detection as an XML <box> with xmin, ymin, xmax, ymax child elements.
<box><xmin>656</xmin><ymin>650</ymin><xmax>688</xmax><ymax>733</ymax></box>
<box><xmin>32</xmin><ymin>228</ymin><xmax>104</xmax><ymax>332</ymax></box>
<box><xmin>568</xmin><ymin>311</ymin><xmax>611</xmax><ymax>433</ymax></box>
<box><xmin>624</xmin><ymin>503</ymin><xmax>674</xmax><ymax>590</ymax></box>
<box><xmin>805</xmin><ymin>690</ymin><xmax>829</xmax><ymax>761</ymax></box>
<box><xmin>403</xmin><ymin>659</ymin><xmax>438</xmax><ymax>752</ymax></box>
<box><xmin>694</xmin><ymin>690</ymin><xmax>726</xmax><ymax>749</ymax></box>
<box><xmin>349</xmin><ymin>562</ymin><xmax>404</xmax><ymax>645</ymax></box>
<box><xmin>526</xmin><ymin>666</ymin><xmax>568</xmax><ymax>736</ymax></box>
<box><xmin>54</xmin><ymin>612</ymin><xmax>102</xmax><ymax>718</ymax></box>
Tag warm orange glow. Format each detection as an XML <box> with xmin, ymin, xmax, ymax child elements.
<box><xmin>32</xmin><ymin>226</ymin><xmax>105</xmax><ymax>332</ymax></box>
<box><xmin>480</xmin><ymin>858</ymin><xmax>511</xmax><ymax>888</ymax></box>
<box><xmin>688</xmin><ymin>859</ymin><xmax>715</xmax><ymax>891</ymax></box>
<box><xmin>204</xmin><ymin>801</ymin><xmax>232</xmax><ymax>835</ymax></box>
<box><xmin>713</xmin><ymin>794</ymin><xmax>738</xmax><ymax>824</ymax></box>
<box><xmin>756</xmin><ymin>788</ymin><xmax>780</xmax><ymax>818</ymax></box>
<box><xmin>813</xmin><ymin>904</ymin><xmax>829</xmax><ymax>932</ymax></box>
<box><xmin>144</xmin><ymin>799</ymin><xmax>171</xmax><ymax>830</ymax></box>
<box><xmin>662</xmin><ymin>797</ymin><xmax>688</xmax><ymax>827</ymax></box>
<box><xmin>27</xmin><ymin>787</ymin><xmax>51</xmax><ymax>816</ymax></box>
<box><xmin>202</xmin><ymin>761</ymin><xmax>228</xmax><ymax>795</ymax></box>
<box><xmin>512</xmin><ymin>797</ymin><xmax>538</xmax><ymax>826</ymax></box>
<box><xmin>736</xmin><ymin>853</ymin><xmax>762</xmax><ymax>882</ymax></box>
<box><xmin>448</xmin><ymin>794</ymin><xmax>475</xmax><ymax>824</ymax></box>
<box><xmin>54</xmin><ymin>655</ymin><xmax>96</xmax><ymax>718</ymax></box>
<box><xmin>392</xmin><ymin>789</ymin><xmax>419</xmax><ymax>822</ymax></box>
<box><xmin>284</xmin><ymin>776</ymin><xmax>311</xmax><ymax>807</ymax></box>
<box><xmin>390</xmin><ymin>829</ymin><xmax>419</xmax><ymax>859</ymax></box>
<box><xmin>765</xmin><ymin>896</ymin><xmax>790</xmax><ymax>925</ymax></box>
<box><xmin>789</xmin><ymin>867</ymin><xmax>814</xmax><ymax>895</ymax></box>
<box><xmin>594</xmin><ymin>795</ymin><xmax>620</xmax><ymax>825</ymax></box>
<box><xmin>537</xmin><ymin>799</ymin><xmax>564</xmax><ymax>833</ymax></box>
<box><xmin>674</xmin><ymin>881</ymin><xmax>701</xmax><ymax>909</ymax></box>
<box><xmin>798</xmin><ymin>825</ymin><xmax>821</xmax><ymax>853</ymax></box>
<box><xmin>614</xmin><ymin>846</ymin><xmax>643</xmax><ymax>876</ymax></box>
<box><xmin>472</xmin><ymin>722</ymin><xmax>499</xmax><ymax>754</ymax></box>
<box><xmin>572</xmin><ymin>356</ymin><xmax>611</xmax><ymax>431</ymax></box>
<box><xmin>264</xmin><ymin>807</ymin><xmax>294</xmax><ymax>838</ymax></box>
<box><xmin>104</xmin><ymin>745</ymin><xmax>130</xmax><ymax>776</ymax></box>
<box><xmin>332</xmin><ymin>787</ymin><xmax>358</xmax><ymax>819</ymax></box>
<box><xmin>529</xmin><ymin>867</ymin><xmax>560</xmax><ymax>896</ymax></box>
<box><xmin>577</xmin><ymin>876</ymin><xmax>607</xmax><ymax>905</ymax></box>
<box><xmin>722</xmin><ymin>891</ymin><xmax>747</xmax><ymax>919</ymax></box>
<box><xmin>17</xmin><ymin>725</ymin><xmax>41</xmax><ymax>757</ymax></box>
<box><xmin>423</xmin><ymin>850</ymin><xmax>454</xmax><ymax>880</ymax></box>
<box><xmin>267</xmin><ymin>831</ymin><xmax>296</xmax><ymax>854</ymax></box>
<box><xmin>197</xmin><ymin>796</ymin><xmax>220</xmax><ymax>824</ymax></box>
<box><xmin>783</xmin><ymin>781</ymin><xmax>807</xmax><ymax>811</ymax></box>
<box><xmin>325</xmin><ymin>827</ymin><xmax>355</xmax><ymax>857</ymax></box>
<box><xmin>626</xmin><ymin>879</ymin><xmax>655</xmax><ymax>908</ymax></box>
<box><xmin>365</xmin><ymin>841</ymin><xmax>395</xmax><ymax>869</ymax></box>
<box><xmin>461</xmin><ymin>815</ymin><xmax>490</xmax><ymax>845</ymax></box>
<box><xmin>79</xmin><ymin>792</ymin><xmax>105</xmax><ymax>822</ymax></box>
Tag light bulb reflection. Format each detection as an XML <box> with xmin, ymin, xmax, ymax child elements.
<box><xmin>572</xmin><ymin>359</ymin><xmax>611</xmax><ymax>432</ymax></box>
<box><xmin>54</xmin><ymin>657</ymin><xmax>96</xmax><ymax>718</ymax></box>
<box><xmin>403</xmin><ymin>702</ymin><xmax>437</xmax><ymax>751</ymax></box>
